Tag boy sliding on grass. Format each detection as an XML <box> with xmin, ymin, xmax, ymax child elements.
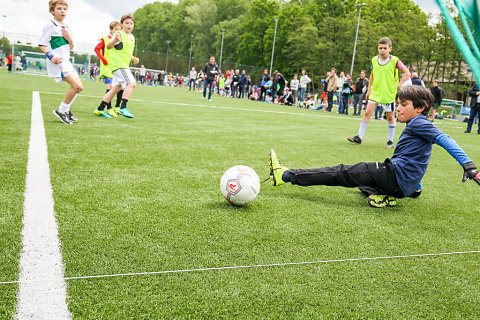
<box><xmin>94</xmin><ymin>21</ymin><xmax>123</xmax><ymax>118</ymax></box>
<box><xmin>269</xmin><ymin>86</ymin><xmax>480</xmax><ymax>208</ymax></box>
<box><xmin>39</xmin><ymin>0</ymin><xmax>83</xmax><ymax>124</ymax></box>
<box><xmin>348</xmin><ymin>37</ymin><xmax>410</xmax><ymax>148</ymax></box>
<box><xmin>94</xmin><ymin>14</ymin><xmax>139</xmax><ymax>118</ymax></box>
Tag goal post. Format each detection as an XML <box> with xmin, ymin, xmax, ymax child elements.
<box><xmin>11</xmin><ymin>43</ymin><xmax>91</xmax><ymax>80</ymax></box>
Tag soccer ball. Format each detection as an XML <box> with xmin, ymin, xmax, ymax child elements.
<box><xmin>220</xmin><ymin>165</ymin><xmax>261</xmax><ymax>206</ymax></box>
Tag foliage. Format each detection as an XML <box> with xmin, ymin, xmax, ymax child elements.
<box><xmin>132</xmin><ymin>0</ymin><xmax>474</xmax><ymax>99</ymax></box>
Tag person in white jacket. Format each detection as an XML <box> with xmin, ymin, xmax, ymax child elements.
<box><xmin>299</xmin><ymin>69</ymin><xmax>311</xmax><ymax>104</ymax></box>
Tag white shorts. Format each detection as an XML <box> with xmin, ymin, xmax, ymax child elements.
<box><xmin>368</xmin><ymin>100</ymin><xmax>396</xmax><ymax>113</ymax></box>
<box><xmin>112</xmin><ymin>68</ymin><xmax>135</xmax><ymax>88</ymax></box>
<box><xmin>47</xmin><ymin>60</ymin><xmax>77</xmax><ymax>83</ymax></box>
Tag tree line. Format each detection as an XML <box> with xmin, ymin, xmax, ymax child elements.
<box><xmin>133</xmin><ymin>0</ymin><xmax>474</xmax><ymax>100</ymax></box>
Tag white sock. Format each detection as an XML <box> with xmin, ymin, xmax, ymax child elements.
<box><xmin>358</xmin><ymin>122</ymin><xmax>369</xmax><ymax>139</ymax></box>
<box><xmin>59</xmin><ymin>102</ymin><xmax>69</xmax><ymax>113</ymax></box>
<box><xmin>67</xmin><ymin>94</ymin><xmax>78</xmax><ymax>112</ymax></box>
<box><xmin>388</xmin><ymin>123</ymin><xmax>396</xmax><ymax>141</ymax></box>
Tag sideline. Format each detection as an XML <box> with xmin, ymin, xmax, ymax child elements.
<box><xmin>15</xmin><ymin>91</ymin><xmax>72</xmax><ymax>319</ymax></box>
<box><xmin>2</xmin><ymin>250</ymin><xmax>479</xmax><ymax>285</ymax></box>
<box><xmin>38</xmin><ymin>91</ymin><xmax>462</xmax><ymax>126</ymax></box>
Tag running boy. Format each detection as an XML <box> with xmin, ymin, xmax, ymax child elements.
<box><xmin>270</xmin><ymin>86</ymin><xmax>479</xmax><ymax>208</ymax></box>
<box><xmin>39</xmin><ymin>0</ymin><xmax>83</xmax><ymax>124</ymax></box>
<box><xmin>94</xmin><ymin>14</ymin><xmax>139</xmax><ymax>118</ymax></box>
<box><xmin>348</xmin><ymin>37</ymin><xmax>410</xmax><ymax>148</ymax></box>
<box><xmin>94</xmin><ymin>21</ymin><xmax>123</xmax><ymax>118</ymax></box>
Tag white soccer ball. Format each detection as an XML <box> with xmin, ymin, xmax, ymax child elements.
<box><xmin>220</xmin><ymin>165</ymin><xmax>261</xmax><ymax>206</ymax></box>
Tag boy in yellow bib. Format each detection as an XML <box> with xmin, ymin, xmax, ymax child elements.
<box><xmin>95</xmin><ymin>14</ymin><xmax>139</xmax><ymax>118</ymax></box>
<box><xmin>94</xmin><ymin>21</ymin><xmax>122</xmax><ymax>117</ymax></box>
<box><xmin>348</xmin><ymin>37</ymin><xmax>410</xmax><ymax>148</ymax></box>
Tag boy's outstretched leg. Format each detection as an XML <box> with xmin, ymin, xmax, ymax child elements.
<box><xmin>268</xmin><ymin>149</ymin><xmax>403</xmax><ymax>207</ymax></box>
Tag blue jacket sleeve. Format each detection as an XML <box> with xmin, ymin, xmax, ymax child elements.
<box><xmin>434</xmin><ymin>133</ymin><xmax>472</xmax><ymax>165</ymax></box>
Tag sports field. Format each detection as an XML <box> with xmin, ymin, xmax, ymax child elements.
<box><xmin>1</xmin><ymin>69</ymin><xmax>480</xmax><ymax>318</ymax></box>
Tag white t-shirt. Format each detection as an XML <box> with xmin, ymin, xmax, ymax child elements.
<box><xmin>38</xmin><ymin>19</ymin><xmax>73</xmax><ymax>78</ymax></box>
<box><xmin>290</xmin><ymin>79</ymin><xmax>299</xmax><ymax>90</ymax></box>
<box><xmin>38</xmin><ymin>19</ymin><xmax>71</xmax><ymax>61</ymax></box>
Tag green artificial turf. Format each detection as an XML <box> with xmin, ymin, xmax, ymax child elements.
<box><xmin>1</xmin><ymin>69</ymin><xmax>480</xmax><ymax>318</ymax></box>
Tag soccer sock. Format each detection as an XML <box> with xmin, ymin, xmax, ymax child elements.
<box><xmin>388</xmin><ymin>123</ymin><xmax>396</xmax><ymax>142</ymax></box>
<box><xmin>357</xmin><ymin>122</ymin><xmax>369</xmax><ymax>139</ymax></box>
<box><xmin>66</xmin><ymin>94</ymin><xmax>78</xmax><ymax>112</ymax></box>
<box><xmin>97</xmin><ymin>100</ymin><xmax>108</xmax><ymax>111</ymax></box>
<box><xmin>282</xmin><ymin>170</ymin><xmax>293</xmax><ymax>183</ymax></box>
<box><xmin>120</xmin><ymin>98</ymin><xmax>129</xmax><ymax>109</ymax></box>
<box><xmin>59</xmin><ymin>101</ymin><xmax>69</xmax><ymax>113</ymax></box>
<box><xmin>115</xmin><ymin>90</ymin><xmax>124</xmax><ymax>108</ymax></box>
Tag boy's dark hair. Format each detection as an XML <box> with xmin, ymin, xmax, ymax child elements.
<box><xmin>396</xmin><ymin>85</ymin><xmax>433</xmax><ymax>116</ymax></box>
<box><xmin>121</xmin><ymin>14</ymin><xmax>134</xmax><ymax>23</ymax></box>
<box><xmin>378</xmin><ymin>37</ymin><xmax>392</xmax><ymax>48</ymax></box>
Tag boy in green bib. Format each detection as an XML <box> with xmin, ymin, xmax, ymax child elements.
<box><xmin>95</xmin><ymin>14</ymin><xmax>139</xmax><ymax>118</ymax></box>
<box><xmin>348</xmin><ymin>37</ymin><xmax>410</xmax><ymax>148</ymax></box>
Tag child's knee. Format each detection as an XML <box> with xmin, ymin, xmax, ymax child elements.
<box><xmin>129</xmin><ymin>82</ymin><xmax>136</xmax><ymax>89</ymax></box>
<box><xmin>73</xmin><ymin>82</ymin><xmax>83</xmax><ymax>93</ymax></box>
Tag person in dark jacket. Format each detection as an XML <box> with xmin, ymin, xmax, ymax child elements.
<box><xmin>272</xmin><ymin>70</ymin><xmax>286</xmax><ymax>102</ymax></box>
<box><xmin>259</xmin><ymin>69</ymin><xmax>270</xmax><ymax>102</ymax></box>
<box><xmin>465</xmin><ymin>83</ymin><xmax>480</xmax><ymax>134</ymax></box>
<box><xmin>231</xmin><ymin>69</ymin><xmax>240</xmax><ymax>98</ymax></box>
<box><xmin>430</xmin><ymin>80</ymin><xmax>444</xmax><ymax>120</ymax></box>
<box><xmin>238</xmin><ymin>70</ymin><xmax>248</xmax><ymax>99</ymax></box>
<box><xmin>202</xmin><ymin>56</ymin><xmax>219</xmax><ymax>101</ymax></box>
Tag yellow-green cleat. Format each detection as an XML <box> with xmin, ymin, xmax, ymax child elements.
<box><xmin>106</xmin><ymin>108</ymin><xmax>118</xmax><ymax>117</ymax></box>
<box><xmin>269</xmin><ymin>149</ymin><xmax>289</xmax><ymax>186</ymax></box>
<box><xmin>367</xmin><ymin>195</ymin><xmax>397</xmax><ymax>208</ymax></box>
<box><xmin>94</xmin><ymin>108</ymin><xmax>112</xmax><ymax>118</ymax></box>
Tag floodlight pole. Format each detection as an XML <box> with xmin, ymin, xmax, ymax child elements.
<box><xmin>269</xmin><ymin>18</ymin><xmax>278</xmax><ymax>77</ymax></box>
<box><xmin>165</xmin><ymin>40</ymin><xmax>171</xmax><ymax>72</ymax></box>
<box><xmin>350</xmin><ymin>3</ymin><xmax>366</xmax><ymax>76</ymax></box>
<box><xmin>219</xmin><ymin>28</ymin><xmax>225</xmax><ymax>70</ymax></box>
<box><xmin>188</xmin><ymin>34</ymin><xmax>193</xmax><ymax>72</ymax></box>
<box><xmin>1</xmin><ymin>15</ymin><xmax>6</xmax><ymax>59</ymax></box>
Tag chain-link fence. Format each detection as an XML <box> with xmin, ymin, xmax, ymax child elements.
<box><xmin>135</xmin><ymin>50</ymin><xmax>266</xmax><ymax>83</ymax></box>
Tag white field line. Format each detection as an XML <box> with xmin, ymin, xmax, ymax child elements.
<box><xmin>15</xmin><ymin>91</ymin><xmax>72</xmax><ymax>319</ymax></box>
<box><xmin>1</xmin><ymin>250</ymin><xmax>478</xmax><ymax>285</ymax></box>
<box><xmin>38</xmin><ymin>91</ymin><xmax>460</xmax><ymax>126</ymax></box>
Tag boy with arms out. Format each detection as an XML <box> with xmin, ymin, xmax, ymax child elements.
<box><xmin>348</xmin><ymin>37</ymin><xmax>410</xmax><ymax>148</ymax></box>
<box><xmin>39</xmin><ymin>0</ymin><xmax>83</xmax><ymax>124</ymax></box>
<box><xmin>95</xmin><ymin>14</ymin><xmax>139</xmax><ymax>118</ymax></box>
<box><xmin>94</xmin><ymin>21</ymin><xmax>123</xmax><ymax>118</ymax></box>
<box><xmin>270</xmin><ymin>86</ymin><xmax>479</xmax><ymax>208</ymax></box>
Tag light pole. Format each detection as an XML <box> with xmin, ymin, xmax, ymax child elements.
<box><xmin>350</xmin><ymin>3</ymin><xmax>366</xmax><ymax>76</ymax></box>
<box><xmin>165</xmin><ymin>40</ymin><xmax>171</xmax><ymax>72</ymax></box>
<box><xmin>219</xmin><ymin>28</ymin><xmax>225</xmax><ymax>70</ymax></box>
<box><xmin>269</xmin><ymin>18</ymin><xmax>278</xmax><ymax>76</ymax></box>
<box><xmin>188</xmin><ymin>34</ymin><xmax>193</xmax><ymax>72</ymax></box>
<box><xmin>1</xmin><ymin>15</ymin><xmax>6</xmax><ymax>59</ymax></box>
